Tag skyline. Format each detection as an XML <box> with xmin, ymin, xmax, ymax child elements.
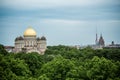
<box><xmin>0</xmin><ymin>0</ymin><xmax>120</xmax><ymax>46</ymax></box>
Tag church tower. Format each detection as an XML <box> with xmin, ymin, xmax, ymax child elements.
<box><xmin>95</xmin><ymin>27</ymin><xmax>98</xmax><ymax>45</ymax></box>
<box><xmin>98</xmin><ymin>34</ymin><xmax>105</xmax><ymax>47</ymax></box>
<box><xmin>95</xmin><ymin>33</ymin><xmax>98</xmax><ymax>45</ymax></box>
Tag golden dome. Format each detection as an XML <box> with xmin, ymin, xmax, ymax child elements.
<box><xmin>24</xmin><ymin>27</ymin><xmax>36</xmax><ymax>37</ymax></box>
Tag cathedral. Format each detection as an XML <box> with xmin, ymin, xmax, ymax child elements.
<box><xmin>95</xmin><ymin>33</ymin><xmax>105</xmax><ymax>47</ymax></box>
<box><xmin>14</xmin><ymin>27</ymin><xmax>47</xmax><ymax>54</ymax></box>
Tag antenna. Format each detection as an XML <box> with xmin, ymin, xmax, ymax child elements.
<box><xmin>96</xmin><ymin>26</ymin><xmax>97</xmax><ymax>34</ymax></box>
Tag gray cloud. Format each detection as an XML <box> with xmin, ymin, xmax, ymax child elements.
<box><xmin>0</xmin><ymin>0</ymin><xmax>120</xmax><ymax>46</ymax></box>
<box><xmin>0</xmin><ymin>0</ymin><xmax>120</xmax><ymax>10</ymax></box>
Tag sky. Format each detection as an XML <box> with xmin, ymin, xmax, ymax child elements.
<box><xmin>0</xmin><ymin>0</ymin><xmax>120</xmax><ymax>46</ymax></box>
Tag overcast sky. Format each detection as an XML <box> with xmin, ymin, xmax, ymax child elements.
<box><xmin>0</xmin><ymin>0</ymin><xmax>120</xmax><ymax>46</ymax></box>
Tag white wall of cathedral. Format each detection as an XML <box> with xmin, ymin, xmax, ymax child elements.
<box><xmin>39</xmin><ymin>40</ymin><xmax>47</xmax><ymax>51</ymax></box>
<box><xmin>15</xmin><ymin>40</ymin><xmax>24</xmax><ymax>52</ymax></box>
<box><xmin>24</xmin><ymin>36</ymin><xmax>37</xmax><ymax>47</ymax></box>
<box><xmin>15</xmin><ymin>40</ymin><xmax>24</xmax><ymax>48</ymax></box>
<box><xmin>14</xmin><ymin>36</ymin><xmax>47</xmax><ymax>53</ymax></box>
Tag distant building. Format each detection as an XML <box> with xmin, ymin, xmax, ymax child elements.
<box><xmin>14</xmin><ymin>27</ymin><xmax>47</xmax><ymax>54</ymax></box>
<box><xmin>98</xmin><ymin>34</ymin><xmax>105</xmax><ymax>47</ymax></box>
<box><xmin>89</xmin><ymin>33</ymin><xmax>105</xmax><ymax>49</ymax></box>
<box><xmin>104</xmin><ymin>41</ymin><xmax>120</xmax><ymax>49</ymax></box>
<box><xmin>4</xmin><ymin>46</ymin><xmax>14</xmax><ymax>53</ymax></box>
<box><xmin>73</xmin><ymin>31</ymin><xmax>106</xmax><ymax>50</ymax></box>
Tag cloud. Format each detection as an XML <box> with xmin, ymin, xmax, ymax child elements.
<box><xmin>1</xmin><ymin>0</ymin><xmax>120</xmax><ymax>10</ymax></box>
<box><xmin>0</xmin><ymin>0</ymin><xmax>120</xmax><ymax>45</ymax></box>
<box><xmin>0</xmin><ymin>16</ymin><xmax>120</xmax><ymax>46</ymax></box>
<box><xmin>0</xmin><ymin>0</ymin><xmax>119</xmax><ymax>21</ymax></box>
<box><xmin>42</xmin><ymin>19</ymin><xmax>82</xmax><ymax>25</ymax></box>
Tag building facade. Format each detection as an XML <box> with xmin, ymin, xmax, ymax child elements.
<box><xmin>14</xmin><ymin>27</ymin><xmax>47</xmax><ymax>54</ymax></box>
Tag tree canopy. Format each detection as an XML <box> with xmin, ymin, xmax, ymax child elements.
<box><xmin>0</xmin><ymin>45</ymin><xmax>120</xmax><ymax>80</ymax></box>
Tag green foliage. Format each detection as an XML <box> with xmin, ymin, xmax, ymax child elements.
<box><xmin>94</xmin><ymin>49</ymin><xmax>120</xmax><ymax>61</ymax></box>
<box><xmin>0</xmin><ymin>44</ymin><xmax>8</xmax><ymax>55</ymax></box>
<box><xmin>0</xmin><ymin>45</ymin><xmax>120</xmax><ymax>80</ymax></box>
<box><xmin>38</xmin><ymin>74</ymin><xmax>50</xmax><ymax>80</ymax></box>
<box><xmin>86</xmin><ymin>56</ymin><xmax>118</xmax><ymax>80</ymax></box>
<box><xmin>14</xmin><ymin>52</ymin><xmax>44</xmax><ymax>77</ymax></box>
<box><xmin>0</xmin><ymin>54</ymin><xmax>31</xmax><ymax>80</ymax></box>
<box><xmin>40</xmin><ymin>55</ymin><xmax>75</xmax><ymax>80</ymax></box>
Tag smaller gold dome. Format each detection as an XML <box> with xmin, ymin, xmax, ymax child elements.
<box><xmin>24</xmin><ymin>27</ymin><xmax>36</xmax><ymax>37</ymax></box>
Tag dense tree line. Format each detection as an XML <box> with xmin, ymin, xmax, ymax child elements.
<box><xmin>0</xmin><ymin>44</ymin><xmax>120</xmax><ymax>80</ymax></box>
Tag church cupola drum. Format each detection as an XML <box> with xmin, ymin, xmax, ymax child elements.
<box><xmin>14</xmin><ymin>27</ymin><xmax>47</xmax><ymax>54</ymax></box>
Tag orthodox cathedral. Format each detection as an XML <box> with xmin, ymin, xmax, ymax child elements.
<box><xmin>14</xmin><ymin>27</ymin><xmax>47</xmax><ymax>54</ymax></box>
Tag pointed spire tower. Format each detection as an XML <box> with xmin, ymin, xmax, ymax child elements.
<box><xmin>95</xmin><ymin>27</ymin><xmax>98</xmax><ymax>45</ymax></box>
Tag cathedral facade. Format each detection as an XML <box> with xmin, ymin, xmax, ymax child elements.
<box><xmin>14</xmin><ymin>27</ymin><xmax>47</xmax><ymax>54</ymax></box>
<box><xmin>95</xmin><ymin>34</ymin><xmax>105</xmax><ymax>47</ymax></box>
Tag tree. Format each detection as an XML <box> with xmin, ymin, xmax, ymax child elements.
<box><xmin>0</xmin><ymin>44</ymin><xmax>8</xmax><ymax>55</ymax></box>
<box><xmin>40</xmin><ymin>55</ymin><xmax>75</xmax><ymax>80</ymax></box>
<box><xmin>38</xmin><ymin>74</ymin><xmax>50</xmax><ymax>80</ymax></box>
<box><xmin>0</xmin><ymin>54</ymin><xmax>31</xmax><ymax>80</ymax></box>
<box><xmin>86</xmin><ymin>56</ymin><xmax>118</xmax><ymax>80</ymax></box>
<box><xmin>14</xmin><ymin>52</ymin><xmax>44</xmax><ymax>77</ymax></box>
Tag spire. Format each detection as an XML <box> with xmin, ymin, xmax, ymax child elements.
<box><xmin>95</xmin><ymin>33</ymin><xmax>98</xmax><ymax>44</ymax></box>
<box><xmin>95</xmin><ymin>27</ymin><xmax>98</xmax><ymax>45</ymax></box>
<box><xmin>100</xmin><ymin>33</ymin><xmax>102</xmax><ymax>37</ymax></box>
<box><xmin>100</xmin><ymin>33</ymin><xmax>103</xmax><ymax>40</ymax></box>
